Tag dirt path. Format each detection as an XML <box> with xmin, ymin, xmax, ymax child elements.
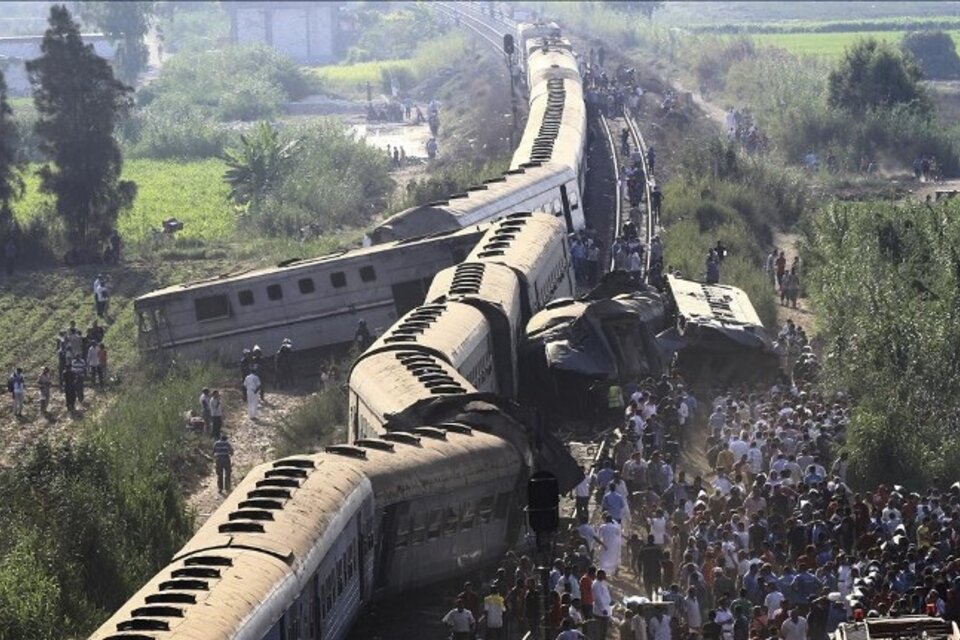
<box><xmin>772</xmin><ymin>231</ymin><xmax>816</xmax><ymax>335</ymax></box>
<box><xmin>186</xmin><ymin>387</ymin><xmax>310</xmax><ymax>527</ymax></box>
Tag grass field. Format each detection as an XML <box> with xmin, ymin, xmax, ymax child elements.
<box><xmin>14</xmin><ymin>158</ymin><xmax>234</xmax><ymax>242</ymax></box>
<box><xmin>743</xmin><ymin>30</ymin><xmax>960</xmax><ymax>58</ymax></box>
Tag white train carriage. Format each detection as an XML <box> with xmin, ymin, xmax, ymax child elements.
<box><xmin>355</xmin><ymin>300</ymin><xmax>508</xmax><ymax>396</ymax></box>
<box><xmin>89</xmin><ymin>424</ymin><xmax>527</xmax><ymax>640</ymax></box>
<box><xmin>133</xmin><ymin>227</ymin><xmax>486</xmax><ymax>361</ymax></box>
<box><xmin>426</xmin><ymin>261</ymin><xmax>524</xmax><ymax>398</ymax></box>
<box><xmin>347</xmin><ymin>350</ymin><xmax>477</xmax><ymax>442</ymax></box>
<box><xmin>466</xmin><ymin>212</ymin><xmax>575</xmax><ymax>318</ymax></box>
<box><xmin>368</xmin><ymin>161</ymin><xmax>585</xmax><ymax>245</ymax></box>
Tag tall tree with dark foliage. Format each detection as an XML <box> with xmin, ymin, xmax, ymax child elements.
<box><xmin>0</xmin><ymin>69</ymin><xmax>24</xmax><ymax>232</ymax></box>
<box><xmin>27</xmin><ymin>5</ymin><xmax>136</xmax><ymax>255</ymax></box>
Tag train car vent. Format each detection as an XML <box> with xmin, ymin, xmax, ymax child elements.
<box><xmin>483</xmin><ymin>176</ymin><xmax>508</xmax><ymax>183</ymax></box>
<box><xmin>117</xmin><ymin>619</ymin><xmax>170</xmax><ymax>632</ymax></box>
<box><xmin>132</xmin><ymin>606</ymin><xmax>184</xmax><ymax>618</ymax></box>
<box><xmin>449</xmin><ymin>193</ymin><xmax>469</xmax><ymax>199</ymax></box>
<box><xmin>265</xmin><ymin>467</ymin><xmax>307</xmax><ymax>479</ymax></box>
<box><xmin>430</xmin><ymin>385</ymin><xmax>467</xmax><ymax>394</ymax></box>
<box><xmin>325</xmin><ymin>445</ymin><xmax>368</xmax><ymax>459</ymax></box>
<box><xmin>519</xmin><ymin>161</ymin><xmax>543</xmax><ymax>168</ymax></box>
<box><xmin>227</xmin><ymin>510</ymin><xmax>275</xmax><ymax>522</ymax></box>
<box><xmin>172</xmin><ymin>566</ymin><xmax>222</xmax><ymax>579</ymax></box>
<box><xmin>355</xmin><ymin>438</ymin><xmax>396</xmax><ymax>452</ymax></box>
<box><xmin>503</xmin><ymin>169</ymin><xmax>526</xmax><ymax>175</ymax></box>
<box><xmin>247</xmin><ymin>488</ymin><xmax>291</xmax><ymax>500</ymax></box>
<box><xmin>159</xmin><ymin>579</ymin><xmax>209</xmax><ymax>591</ymax></box>
<box><xmin>466</xmin><ymin>184</ymin><xmax>489</xmax><ymax>191</ymax></box>
<box><xmin>427</xmin><ymin>200</ymin><xmax>450</xmax><ymax>206</ymax></box>
<box><xmin>145</xmin><ymin>593</ymin><xmax>197</xmax><ymax>605</ymax></box>
<box><xmin>272</xmin><ymin>458</ymin><xmax>315</xmax><ymax>469</ymax></box>
<box><xmin>218</xmin><ymin>521</ymin><xmax>266</xmax><ymax>534</ymax></box>
<box><xmin>382</xmin><ymin>432</ymin><xmax>422</xmax><ymax>445</ymax></box>
<box><xmin>276</xmin><ymin>257</ymin><xmax>302</xmax><ymax>268</ymax></box>
<box><xmin>184</xmin><ymin>555</ymin><xmax>234</xmax><ymax>567</ymax></box>
<box><xmin>478</xmin><ymin>250</ymin><xmax>506</xmax><ymax>258</ymax></box>
<box><xmin>440</xmin><ymin>422</ymin><xmax>474</xmax><ymax>435</ymax></box>
<box><xmin>256</xmin><ymin>477</ymin><xmax>300</xmax><ymax>489</ymax></box>
<box><xmin>411</xmin><ymin>427</ymin><xmax>448</xmax><ymax>440</ymax></box>
<box><xmin>104</xmin><ymin>634</ymin><xmax>155</xmax><ymax>640</ymax></box>
<box><xmin>238</xmin><ymin>498</ymin><xmax>284</xmax><ymax>510</ymax></box>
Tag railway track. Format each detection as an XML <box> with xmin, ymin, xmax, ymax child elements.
<box><xmin>600</xmin><ymin>107</ymin><xmax>656</xmax><ymax>276</ymax></box>
<box><xmin>434</xmin><ymin>2</ymin><xmax>515</xmax><ymax>51</ymax></box>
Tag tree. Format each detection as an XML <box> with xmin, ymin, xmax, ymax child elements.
<box><xmin>0</xmin><ymin>69</ymin><xmax>24</xmax><ymax>231</ymax></box>
<box><xmin>605</xmin><ymin>1</ymin><xmax>664</xmax><ymax>19</ymax></box>
<box><xmin>223</xmin><ymin>121</ymin><xmax>299</xmax><ymax>216</ymax></box>
<box><xmin>27</xmin><ymin>5</ymin><xmax>136</xmax><ymax>254</ymax></box>
<box><xmin>77</xmin><ymin>1</ymin><xmax>155</xmax><ymax>86</ymax></box>
<box><xmin>901</xmin><ymin>30</ymin><xmax>960</xmax><ymax>80</ymax></box>
<box><xmin>827</xmin><ymin>38</ymin><xmax>932</xmax><ymax>116</ymax></box>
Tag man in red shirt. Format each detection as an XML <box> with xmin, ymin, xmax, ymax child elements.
<box><xmin>579</xmin><ymin>566</ymin><xmax>596</xmax><ymax>620</ymax></box>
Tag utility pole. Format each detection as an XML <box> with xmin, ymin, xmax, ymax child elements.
<box><xmin>503</xmin><ymin>33</ymin><xmax>518</xmax><ymax>148</ymax></box>
<box><xmin>527</xmin><ymin>470</ymin><xmax>559</xmax><ymax>640</ymax></box>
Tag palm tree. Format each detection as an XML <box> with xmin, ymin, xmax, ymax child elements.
<box><xmin>222</xmin><ymin>121</ymin><xmax>299</xmax><ymax>216</ymax></box>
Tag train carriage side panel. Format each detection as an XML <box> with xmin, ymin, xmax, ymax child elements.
<box><xmin>133</xmin><ymin>227</ymin><xmax>485</xmax><ymax>360</ymax></box>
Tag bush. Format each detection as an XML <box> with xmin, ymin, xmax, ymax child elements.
<box><xmin>901</xmin><ymin>30</ymin><xmax>960</xmax><ymax>80</ymax></box>
<box><xmin>127</xmin><ymin>104</ymin><xmax>234</xmax><ymax>160</ymax></box>
<box><xmin>139</xmin><ymin>45</ymin><xmax>313</xmax><ymax>122</ymax></box>
<box><xmin>256</xmin><ymin>120</ymin><xmax>393</xmax><ymax>236</ymax></box>
<box><xmin>811</xmin><ymin>200</ymin><xmax>960</xmax><ymax>487</ymax></box>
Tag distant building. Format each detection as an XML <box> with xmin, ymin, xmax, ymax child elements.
<box><xmin>226</xmin><ymin>1</ymin><xmax>340</xmax><ymax>64</ymax></box>
<box><xmin>0</xmin><ymin>34</ymin><xmax>115</xmax><ymax>96</ymax></box>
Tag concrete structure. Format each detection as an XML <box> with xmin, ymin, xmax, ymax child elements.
<box><xmin>226</xmin><ymin>1</ymin><xmax>339</xmax><ymax>64</ymax></box>
<box><xmin>0</xmin><ymin>34</ymin><xmax>115</xmax><ymax>96</ymax></box>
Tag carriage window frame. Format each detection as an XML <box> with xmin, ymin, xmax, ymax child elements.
<box><xmin>298</xmin><ymin>278</ymin><xmax>316</xmax><ymax>294</ymax></box>
<box><xmin>460</xmin><ymin>500</ymin><xmax>476</xmax><ymax>531</ymax></box>
<box><xmin>194</xmin><ymin>294</ymin><xmax>231</xmax><ymax>322</ymax></box>
<box><xmin>238</xmin><ymin>289</ymin><xmax>255</xmax><ymax>306</ymax></box>
<box><xmin>478</xmin><ymin>496</ymin><xmax>495</xmax><ymax>524</ymax></box>
<box><xmin>267</xmin><ymin>284</ymin><xmax>283</xmax><ymax>301</ymax></box>
<box><xmin>426</xmin><ymin>509</ymin><xmax>443</xmax><ymax>540</ymax></box>
<box><xmin>330</xmin><ymin>271</ymin><xmax>347</xmax><ymax>288</ymax></box>
<box><xmin>359</xmin><ymin>266</ymin><xmax>377</xmax><ymax>283</ymax></box>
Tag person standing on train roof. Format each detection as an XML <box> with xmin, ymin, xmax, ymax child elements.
<box><xmin>213</xmin><ymin>433</ymin><xmax>233</xmax><ymax>493</ymax></box>
<box><xmin>243</xmin><ymin>369</ymin><xmax>261</xmax><ymax>420</ymax></box>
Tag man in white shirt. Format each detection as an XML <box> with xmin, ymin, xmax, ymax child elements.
<box><xmin>243</xmin><ymin>371</ymin><xmax>261</xmax><ymax>419</ymax></box>
<box><xmin>573</xmin><ymin>466</ymin><xmax>595</xmax><ymax>521</ymax></box>
<box><xmin>764</xmin><ymin>583</ymin><xmax>785</xmax><ymax>620</ymax></box>
<box><xmin>780</xmin><ymin>609</ymin><xmax>807</xmax><ymax>640</ymax></box>
<box><xmin>442</xmin><ymin>599</ymin><xmax>475</xmax><ymax>640</ymax></box>
<box><xmin>649</xmin><ymin>609</ymin><xmax>672</xmax><ymax>640</ymax></box>
<box><xmin>592</xmin><ymin>569</ymin><xmax>613</xmax><ymax>638</ymax></box>
<box><xmin>728</xmin><ymin>432</ymin><xmax>749</xmax><ymax>462</ymax></box>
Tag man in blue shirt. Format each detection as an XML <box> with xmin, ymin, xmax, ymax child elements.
<box><xmin>601</xmin><ymin>483</ymin><xmax>627</xmax><ymax>522</ymax></box>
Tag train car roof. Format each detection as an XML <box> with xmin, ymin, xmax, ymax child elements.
<box><xmin>466</xmin><ymin>212</ymin><xmax>568</xmax><ymax>272</ymax></box>
<box><xmin>349</xmin><ymin>350</ymin><xmax>476</xmax><ymax>423</ymax></box>
<box><xmin>512</xmin><ymin>77</ymin><xmax>585</xmax><ymax>169</ymax></box>
<box><xmin>135</xmin><ymin>224</ymin><xmax>485</xmax><ymax>303</ymax></box>
<box><xmin>667</xmin><ymin>275</ymin><xmax>764</xmax><ymax>328</ymax></box>
<box><xmin>426</xmin><ymin>261</ymin><xmax>523</xmax><ymax>311</ymax></box>
<box><xmin>368</xmin><ymin>204</ymin><xmax>465</xmax><ymax>245</ymax></box>
<box><xmin>360</xmin><ymin>301</ymin><xmax>490</xmax><ymax>364</ymax></box>
<box><xmin>90</xmin><ymin>430</ymin><xmax>526</xmax><ymax>640</ymax></box>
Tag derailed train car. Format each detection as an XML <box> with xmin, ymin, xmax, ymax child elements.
<box><xmin>659</xmin><ymin>275</ymin><xmax>778</xmax><ymax>381</ymax></box>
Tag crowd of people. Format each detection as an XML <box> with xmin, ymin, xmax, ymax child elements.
<box><xmin>440</xmin><ymin>317</ymin><xmax>960</xmax><ymax>640</ymax></box>
<box><xmin>765</xmin><ymin>250</ymin><xmax>802</xmax><ymax>309</ymax></box>
<box><xmin>6</xmin><ymin>275</ymin><xmax>113</xmax><ymax>419</ymax></box>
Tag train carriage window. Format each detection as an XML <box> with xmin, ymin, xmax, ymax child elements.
<box><xmin>478</xmin><ymin>496</ymin><xmax>495</xmax><ymax>524</ymax></box>
<box><xmin>553</xmin><ymin>199</ymin><xmax>562</xmax><ymax>215</ymax></box>
<box><xmin>267</xmin><ymin>284</ymin><xmax>283</xmax><ymax>301</ymax></box>
<box><xmin>330</xmin><ymin>272</ymin><xmax>347</xmax><ymax>288</ymax></box>
<box><xmin>324</xmin><ymin>575</ymin><xmax>334</xmax><ymax>611</ymax></box>
<box><xmin>495</xmin><ymin>492</ymin><xmax>512</xmax><ymax>520</ymax></box>
<box><xmin>298</xmin><ymin>278</ymin><xmax>315</xmax><ymax>294</ymax></box>
<box><xmin>410</xmin><ymin>511</ymin><xmax>427</xmax><ymax>545</ymax></box>
<box><xmin>347</xmin><ymin>540</ymin><xmax>356</xmax><ymax>579</ymax></box>
<box><xmin>426</xmin><ymin>509</ymin><xmax>443</xmax><ymax>540</ymax></box>
<box><xmin>443</xmin><ymin>506</ymin><xmax>460</xmax><ymax>536</ymax></box>
<box><xmin>359</xmin><ymin>266</ymin><xmax>377</xmax><ymax>283</ymax></box>
<box><xmin>336</xmin><ymin>558</ymin><xmax>344</xmax><ymax>594</ymax></box>
<box><xmin>194</xmin><ymin>294</ymin><xmax>230</xmax><ymax>322</ymax></box>
<box><xmin>238</xmin><ymin>289</ymin><xmax>255</xmax><ymax>306</ymax></box>
<box><xmin>460</xmin><ymin>501</ymin><xmax>476</xmax><ymax>531</ymax></box>
<box><xmin>395</xmin><ymin>515</ymin><xmax>411</xmax><ymax>548</ymax></box>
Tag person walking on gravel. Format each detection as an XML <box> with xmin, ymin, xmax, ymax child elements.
<box><xmin>243</xmin><ymin>370</ymin><xmax>261</xmax><ymax>420</ymax></box>
<box><xmin>37</xmin><ymin>366</ymin><xmax>52</xmax><ymax>416</ymax></box>
<box><xmin>8</xmin><ymin>367</ymin><xmax>25</xmax><ymax>418</ymax></box>
<box><xmin>213</xmin><ymin>434</ymin><xmax>233</xmax><ymax>493</ymax></box>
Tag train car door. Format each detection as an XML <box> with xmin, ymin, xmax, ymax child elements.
<box><xmin>559</xmin><ymin>185</ymin><xmax>574</xmax><ymax>233</ymax></box>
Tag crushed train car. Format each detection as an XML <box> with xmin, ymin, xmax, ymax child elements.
<box><xmin>520</xmin><ymin>275</ymin><xmax>668</xmax><ymax>414</ymax></box>
<box><xmin>659</xmin><ymin>274</ymin><xmax>778</xmax><ymax>382</ymax></box>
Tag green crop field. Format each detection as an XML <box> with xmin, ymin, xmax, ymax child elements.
<box><xmin>742</xmin><ymin>29</ymin><xmax>960</xmax><ymax>58</ymax></box>
<box><xmin>14</xmin><ymin>158</ymin><xmax>234</xmax><ymax>242</ymax></box>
